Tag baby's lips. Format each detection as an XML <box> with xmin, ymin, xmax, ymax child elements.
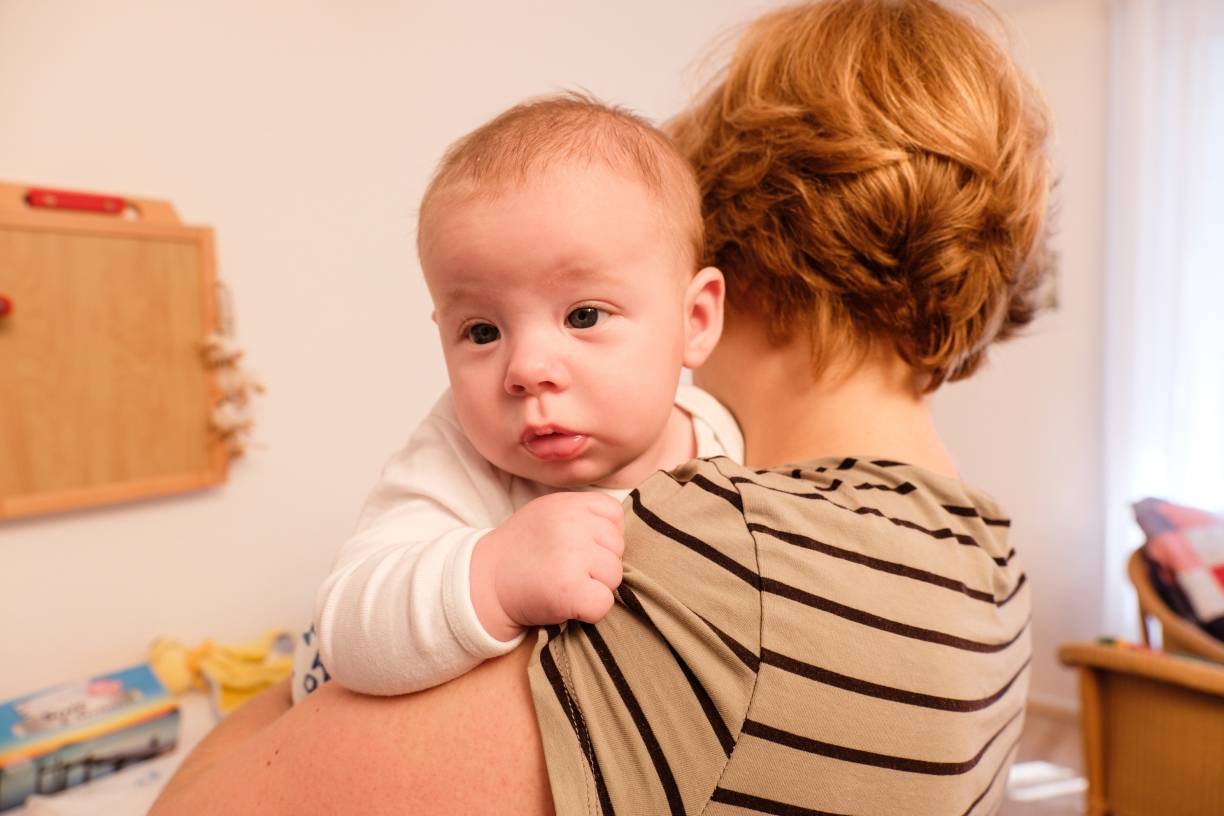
<box><xmin>522</xmin><ymin>432</ymin><xmax>589</xmax><ymax>461</ymax></box>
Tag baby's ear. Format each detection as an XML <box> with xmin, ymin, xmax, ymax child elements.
<box><xmin>682</xmin><ymin>267</ymin><xmax>725</xmax><ymax>369</ymax></box>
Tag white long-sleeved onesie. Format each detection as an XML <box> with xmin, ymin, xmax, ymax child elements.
<box><xmin>302</xmin><ymin>384</ymin><xmax>742</xmax><ymax>700</ymax></box>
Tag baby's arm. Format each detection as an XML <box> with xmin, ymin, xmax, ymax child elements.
<box><xmin>315</xmin><ymin>395</ymin><xmax>623</xmax><ymax>696</ymax></box>
<box><xmin>315</xmin><ymin>398</ymin><xmax>523</xmax><ymax>696</ymax></box>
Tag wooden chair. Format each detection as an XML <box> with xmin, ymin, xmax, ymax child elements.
<box><xmin>1128</xmin><ymin>548</ymin><xmax>1224</xmax><ymax>663</ymax></box>
<box><xmin>1058</xmin><ymin>643</ymin><xmax>1224</xmax><ymax>816</ymax></box>
<box><xmin>1058</xmin><ymin>550</ymin><xmax>1224</xmax><ymax>814</ymax></box>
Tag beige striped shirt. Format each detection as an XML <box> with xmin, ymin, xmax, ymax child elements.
<box><xmin>528</xmin><ymin>455</ymin><xmax>1029</xmax><ymax>816</ymax></box>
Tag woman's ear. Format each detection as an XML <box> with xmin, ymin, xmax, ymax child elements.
<box><xmin>682</xmin><ymin>266</ymin><xmax>725</xmax><ymax>369</ymax></box>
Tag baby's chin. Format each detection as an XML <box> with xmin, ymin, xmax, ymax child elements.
<box><xmin>495</xmin><ymin>452</ymin><xmax>642</xmax><ymax>491</ymax></box>
<box><xmin>540</xmin><ymin>461</ymin><xmax>659</xmax><ymax>492</ymax></box>
<box><xmin>523</xmin><ymin>464</ymin><xmax>624</xmax><ymax>491</ymax></box>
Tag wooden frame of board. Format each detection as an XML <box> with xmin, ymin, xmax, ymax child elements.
<box><xmin>0</xmin><ymin>181</ymin><xmax>229</xmax><ymax>519</ymax></box>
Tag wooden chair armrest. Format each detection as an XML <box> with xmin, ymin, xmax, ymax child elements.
<box><xmin>1058</xmin><ymin>642</ymin><xmax>1224</xmax><ymax>697</ymax></box>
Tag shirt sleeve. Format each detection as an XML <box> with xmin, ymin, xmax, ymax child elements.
<box><xmin>527</xmin><ymin>458</ymin><xmax>761</xmax><ymax>815</ymax></box>
<box><xmin>314</xmin><ymin>392</ymin><xmax>526</xmax><ymax>696</ymax></box>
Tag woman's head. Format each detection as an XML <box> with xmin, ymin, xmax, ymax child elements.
<box><xmin>671</xmin><ymin>0</ymin><xmax>1052</xmax><ymax>391</ymax></box>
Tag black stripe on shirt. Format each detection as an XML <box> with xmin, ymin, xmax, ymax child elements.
<box><xmin>618</xmin><ymin>584</ymin><xmax>736</xmax><ymax>756</ymax></box>
<box><xmin>943</xmin><ymin>505</ymin><xmax>1014</xmax><ymax>530</ymax></box>
<box><xmin>741</xmin><ymin>707</ymin><xmax>1023</xmax><ymax>776</ymax></box>
<box><xmin>697</xmin><ymin>613</ymin><xmax>760</xmax><ymax>672</ymax></box>
<box><xmin>539</xmin><ymin>644</ymin><xmax>615</xmax><ymax>816</ymax></box>
<box><xmin>710</xmin><ymin>788</ymin><xmax>852</xmax><ymax>816</ymax></box>
<box><xmin>688</xmin><ymin>474</ymin><xmax>743</xmax><ymax>513</ymax></box>
<box><xmin>732</xmin><ymin>477</ymin><xmax>1015</xmax><ymax>566</ymax></box>
<box><xmin>760</xmin><ymin>649</ymin><xmax>1032</xmax><ymax>712</ymax></box>
<box><xmin>689</xmin><ymin>478</ymin><xmax>745</xmax><ymax>513</ymax></box>
<box><xmin>629</xmin><ymin>490</ymin><xmax>759</xmax><ymax>588</ymax></box>
<box><xmin>760</xmin><ymin>578</ymin><xmax>1030</xmax><ymax>653</ymax></box>
<box><xmin>749</xmin><ymin>472</ymin><xmax>842</xmax><ymax>490</ymax></box>
<box><xmin>854</xmin><ymin>481</ymin><xmax>917</xmax><ymax>495</ymax></box>
<box><xmin>960</xmin><ymin>736</ymin><xmax>1022</xmax><ymax>816</ymax></box>
<box><xmin>747</xmin><ymin>522</ymin><xmax>1026</xmax><ymax>608</ymax></box>
<box><xmin>997</xmin><ymin>573</ymin><xmax>1028</xmax><ymax>606</ymax></box>
<box><xmin>580</xmin><ymin>623</ymin><xmax>686</xmax><ymax>816</ymax></box>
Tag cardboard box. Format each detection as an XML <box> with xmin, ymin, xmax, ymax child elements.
<box><xmin>0</xmin><ymin>664</ymin><xmax>179</xmax><ymax>811</ymax></box>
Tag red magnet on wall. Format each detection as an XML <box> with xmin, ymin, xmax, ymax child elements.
<box><xmin>25</xmin><ymin>187</ymin><xmax>126</xmax><ymax>215</ymax></box>
<box><xmin>0</xmin><ymin>295</ymin><xmax>12</xmax><ymax>318</ymax></box>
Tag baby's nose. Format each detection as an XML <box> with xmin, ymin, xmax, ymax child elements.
<box><xmin>504</xmin><ymin>344</ymin><xmax>567</xmax><ymax>396</ymax></box>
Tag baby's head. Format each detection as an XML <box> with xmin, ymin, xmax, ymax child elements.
<box><xmin>417</xmin><ymin>94</ymin><xmax>724</xmax><ymax>489</ymax></box>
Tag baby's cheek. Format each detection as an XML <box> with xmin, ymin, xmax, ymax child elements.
<box><xmin>451</xmin><ymin>390</ymin><xmax>511</xmax><ymax>462</ymax></box>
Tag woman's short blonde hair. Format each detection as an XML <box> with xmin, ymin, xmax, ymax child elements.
<box><xmin>670</xmin><ymin>0</ymin><xmax>1053</xmax><ymax>389</ymax></box>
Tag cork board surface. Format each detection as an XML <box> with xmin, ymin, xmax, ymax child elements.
<box><xmin>0</xmin><ymin>184</ymin><xmax>227</xmax><ymax>519</ymax></box>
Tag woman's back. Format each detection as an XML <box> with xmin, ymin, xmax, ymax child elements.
<box><xmin>530</xmin><ymin>456</ymin><xmax>1029</xmax><ymax>815</ymax></box>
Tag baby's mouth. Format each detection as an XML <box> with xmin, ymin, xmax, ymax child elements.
<box><xmin>521</xmin><ymin>427</ymin><xmax>589</xmax><ymax>461</ymax></box>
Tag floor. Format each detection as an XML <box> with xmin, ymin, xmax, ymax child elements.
<box><xmin>1000</xmin><ymin>707</ymin><xmax>1085</xmax><ymax>816</ymax></box>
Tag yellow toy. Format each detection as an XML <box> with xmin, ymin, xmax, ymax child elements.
<box><xmin>149</xmin><ymin>630</ymin><xmax>293</xmax><ymax>716</ymax></box>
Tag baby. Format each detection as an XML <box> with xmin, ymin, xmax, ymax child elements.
<box><xmin>299</xmin><ymin>94</ymin><xmax>741</xmax><ymax>699</ymax></box>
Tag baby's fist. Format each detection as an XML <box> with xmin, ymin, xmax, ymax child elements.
<box><xmin>471</xmin><ymin>492</ymin><xmax>625</xmax><ymax>641</ymax></box>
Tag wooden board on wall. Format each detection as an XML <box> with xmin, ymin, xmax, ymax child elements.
<box><xmin>0</xmin><ymin>182</ymin><xmax>228</xmax><ymax>520</ymax></box>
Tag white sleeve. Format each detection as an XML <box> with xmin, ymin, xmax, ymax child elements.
<box><xmin>314</xmin><ymin>392</ymin><xmax>526</xmax><ymax>696</ymax></box>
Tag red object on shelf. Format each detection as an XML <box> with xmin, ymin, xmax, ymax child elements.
<box><xmin>25</xmin><ymin>187</ymin><xmax>126</xmax><ymax>215</ymax></box>
<box><xmin>0</xmin><ymin>295</ymin><xmax>12</xmax><ymax>318</ymax></box>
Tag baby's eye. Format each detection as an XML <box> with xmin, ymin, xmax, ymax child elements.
<box><xmin>465</xmin><ymin>323</ymin><xmax>500</xmax><ymax>344</ymax></box>
<box><xmin>566</xmin><ymin>307</ymin><xmax>605</xmax><ymax>330</ymax></box>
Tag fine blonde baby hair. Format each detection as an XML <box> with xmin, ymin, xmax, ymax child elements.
<box><xmin>419</xmin><ymin>92</ymin><xmax>703</xmax><ymax>268</ymax></box>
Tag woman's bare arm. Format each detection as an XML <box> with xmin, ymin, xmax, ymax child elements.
<box><xmin>153</xmin><ymin>678</ymin><xmax>293</xmax><ymax>807</ymax></box>
<box><xmin>150</xmin><ymin>640</ymin><xmax>553</xmax><ymax>815</ymax></box>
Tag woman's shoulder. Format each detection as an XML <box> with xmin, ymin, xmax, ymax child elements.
<box><xmin>720</xmin><ymin>455</ymin><xmax>1021</xmax><ymax>598</ymax></box>
<box><xmin>634</xmin><ymin>453</ymin><xmax>1019</xmax><ymax>581</ymax></box>
<box><xmin>642</xmin><ymin>455</ymin><xmax>1017</xmax><ymax>574</ymax></box>
<box><xmin>732</xmin><ymin>455</ymin><xmax>1009</xmax><ymax>522</ymax></box>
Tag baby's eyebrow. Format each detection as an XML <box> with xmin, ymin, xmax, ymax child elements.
<box><xmin>541</xmin><ymin>264</ymin><xmax>619</xmax><ymax>287</ymax></box>
<box><xmin>445</xmin><ymin>264</ymin><xmax>617</xmax><ymax>295</ymax></box>
<box><xmin>431</xmin><ymin>274</ymin><xmax>507</xmax><ymax>310</ymax></box>
<box><xmin>435</xmin><ymin>283</ymin><xmax>481</xmax><ymax>305</ymax></box>
<box><xmin>432</xmin><ymin>262</ymin><xmax>623</xmax><ymax>314</ymax></box>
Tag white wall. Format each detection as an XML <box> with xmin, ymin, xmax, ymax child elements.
<box><xmin>937</xmin><ymin>0</ymin><xmax>1111</xmax><ymax>706</ymax></box>
<box><xmin>0</xmin><ymin>0</ymin><xmax>774</xmax><ymax>699</ymax></box>
<box><xmin>0</xmin><ymin>0</ymin><xmax>1109</xmax><ymax>707</ymax></box>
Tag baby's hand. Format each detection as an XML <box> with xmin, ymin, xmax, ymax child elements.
<box><xmin>470</xmin><ymin>492</ymin><xmax>625</xmax><ymax>643</ymax></box>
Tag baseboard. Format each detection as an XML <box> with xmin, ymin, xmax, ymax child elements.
<box><xmin>1027</xmin><ymin>692</ymin><xmax>1078</xmax><ymax>722</ymax></box>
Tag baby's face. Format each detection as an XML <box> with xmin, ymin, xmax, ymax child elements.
<box><xmin>421</xmin><ymin>164</ymin><xmax>692</xmax><ymax>489</ymax></box>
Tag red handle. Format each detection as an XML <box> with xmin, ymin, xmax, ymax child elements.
<box><xmin>0</xmin><ymin>295</ymin><xmax>12</xmax><ymax>318</ymax></box>
<box><xmin>26</xmin><ymin>187</ymin><xmax>126</xmax><ymax>215</ymax></box>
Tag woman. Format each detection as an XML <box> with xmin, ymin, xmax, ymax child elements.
<box><xmin>154</xmin><ymin>0</ymin><xmax>1050</xmax><ymax>813</ymax></box>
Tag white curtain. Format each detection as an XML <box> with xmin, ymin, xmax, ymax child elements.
<box><xmin>1103</xmin><ymin>0</ymin><xmax>1224</xmax><ymax>635</ymax></box>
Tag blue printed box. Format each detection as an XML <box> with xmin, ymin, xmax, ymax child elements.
<box><xmin>0</xmin><ymin>664</ymin><xmax>179</xmax><ymax>811</ymax></box>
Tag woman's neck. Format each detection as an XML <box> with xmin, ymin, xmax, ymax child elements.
<box><xmin>694</xmin><ymin>311</ymin><xmax>959</xmax><ymax>479</ymax></box>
